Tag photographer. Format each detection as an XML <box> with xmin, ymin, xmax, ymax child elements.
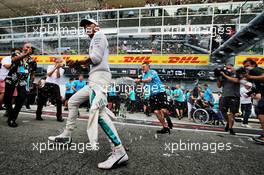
<box><xmin>220</xmin><ymin>60</ymin><xmax>264</xmax><ymax>143</ymax></box>
<box><xmin>4</xmin><ymin>43</ymin><xmax>35</xmax><ymax>127</ymax></box>
<box><xmin>243</xmin><ymin>59</ymin><xmax>264</xmax><ymax>143</ymax></box>
<box><xmin>36</xmin><ymin>57</ymin><xmax>64</xmax><ymax>122</ymax></box>
<box><xmin>217</xmin><ymin>64</ymin><xmax>240</xmax><ymax>135</ymax></box>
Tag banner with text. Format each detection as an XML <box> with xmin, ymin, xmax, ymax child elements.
<box><xmin>0</xmin><ymin>54</ymin><xmax>210</xmax><ymax>65</ymax></box>
<box><xmin>235</xmin><ymin>55</ymin><xmax>264</xmax><ymax>67</ymax></box>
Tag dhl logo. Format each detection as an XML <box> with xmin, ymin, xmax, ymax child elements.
<box><xmin>168</xmin><ymin>56</ymin><xmax>205</xmax><ymax>64</ymax></box>
<box><xmin>123</xmin><ymin>56</ymin><xmax>152</xmax><ymax>63</ymax></box>
<box><xmin>239</xmin><ymin>57</ymin><xmax>264</xmax><ymax>65</ymax></box>
<box><xmin>120</xmin><ymin>56</ymin><xmax>207</xmax><ymax>64</ymax></box>
<box><xmin>31</xmin><ymin>56</ymin><xmax>58</xmax><ymax>63</ymax></box>
<box><xmin>30</xmin><ymin>56</ymin><xmax>80</xmax><ymax>63</ymax></box>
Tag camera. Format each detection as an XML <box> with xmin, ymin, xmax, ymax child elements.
<box><xmin>66</xmin><ymin>60</ymin><xmax>89</xmax><ymax>75</ymax></box>
<box><xmin>214</xmin><ymin>67</ymin><xmax>232</xmax><ymax>78</ymax></box>
<box><xmin>214</xmin><ymin>66</ymin><xmax>248</xmax><ymax>80</ymax></box>
<box><xmin>246</xmin><ymin>86</ymin><xmax>257</xmax><ymax>96</ymax></box>
<box><xmin>235</xmin><ymin>67</ymin><xmax>248</xmax><ymax>79</ymax></box>
<box><xmin>11</xmin><ymin>51</ymin><xmax>19</xmax><ymax>57</ymax></box>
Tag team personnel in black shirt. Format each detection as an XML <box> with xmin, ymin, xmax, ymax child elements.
<box><xmin>221</xmin><ymin>59</ymin><xmax>264</xmax><ymax>143</ymax></box>
<box><xmin>243</xmin><ymin>59</ymin><xmax>264</xmax><ymax>143</ymax></box>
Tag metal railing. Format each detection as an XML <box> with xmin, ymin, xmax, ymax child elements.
<box><xmin>0</xmin><ymin>1</ymin><xmax>263</xmax><ymax>56</ymax></box>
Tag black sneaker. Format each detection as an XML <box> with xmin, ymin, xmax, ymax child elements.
<box><xmin>156</xmin><ymin>127</ymin><xmax>170</xmax><ymax>134</ymax></box>
<box><xmin>229</xmin><ymin>129</ymin><xmax>236</xmax><ymax>135</ymax></box>
<box><xmin>57</xmin><ymin>118</ymin><xmax>64</xmax><ymax>122</ymax></box>
<box><xmin>36</xmin><ymin>117</ymin><xmax>44</xmax><ymax>121</ymax></box>
<box><xmin>224</xmin><ymin>125</ymin><xmax>229</xmax><ymax>132</ymax></box>
<box><xmin>165</xmin><ymin>115</ymin><xmax>173</xmax><ymax>129</ymax></box>
<box><xmin>7</xmin><ymin>120</ymin><xmax>18</xmax><ymax>127</ymax></box>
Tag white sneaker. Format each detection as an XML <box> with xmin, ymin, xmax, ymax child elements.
<box><xmin>244</xmin><ymin>124</ymin><xmax>252</xmax><ymax>128</ymax></box>
<box><xmin>98</xmin><ymin>145</ymin><xmax>128</xmax><ymax>169</ymax></box>
<box><xmin>48</xmin><ymin>129</ymin><xmax>72</xmax><ymax>143</ymax></box>
<box><xmin>241</xmin><ymin>124</ymin><xmax>246</xmax><ymax>127</ymax></box>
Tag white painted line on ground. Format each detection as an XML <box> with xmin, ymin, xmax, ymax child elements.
<box><xmin>113</xmin><ymin>122</ymin><xmax>260</xmax><ymax>137</ymax></box>
<box><xmin>10</xmin><ymin>112</ymin><xmax>261</xmax><ymax>137</ymax></box>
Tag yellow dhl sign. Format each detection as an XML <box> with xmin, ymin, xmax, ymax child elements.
<box><xmin>235</xmin><ymin>55</ymin><xmax>264</xmax><ymax>67</ymax></box>
<box><xmin>109</xmin><ymin>55</ymin><xmax>209</xmax><ymax>65</ymax></box>
<box><xmin>0</xmin><ymin>55</ymin><xmax>209</xmax><ymax>65</ymax></box>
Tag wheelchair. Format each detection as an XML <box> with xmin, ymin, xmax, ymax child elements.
<box><xmin>191</xmin><ymin>100</ymin><xmax>220</xmax><ymax>124</ymax></box>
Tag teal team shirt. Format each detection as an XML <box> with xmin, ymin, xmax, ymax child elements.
<box><xmin>185</xmin><ymin>92</ymin><xmax>191</xmax><ymax>102</ymax></box>
<box><xmin>109</xmin><ymin>86</ymin><xmax>117</xmax><ymax>96</ymax></box>
<box><xmin>173</xmin><ymin>88</ymin><xmax>184</xmax><ymax>102</ymax></box>
<box><xmin>65</xmin><ymin>82</ymin><xmax>75</xmax><ymax>94</ymax></box>
<box><xmin>144</xmin><ymin>86</ymin><xmax>150</xmax><ymax>100</ymax></box>
<box><xmin>129</xmin><ymin>90</ymin><xmax>136</xmax><ymax>101</ymax></box>
<box><xmin>73</xmin><ymin>80</ymin><xmax>86</xmax><ymax>91</ymax></box>
<box><xmin>142</xmin><ymin>70</ymin><xmax>165</xmax><ymax>96</ymax></box>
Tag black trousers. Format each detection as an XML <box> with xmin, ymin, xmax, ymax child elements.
<box><xmin>241</xmin><ymin>103</ymin><xmax>252</xmax><ymax>124</ymax></box>
<box><xmin>129</xmin><ymin>100</ymin><xmax>136</xmax><ymax>112</ymax></box>
<box><xmin>4</xmin><ymin>83</ymin><xmax>26</xmax><ymax>122</ymax></box>
<box><xmin>36</xmin><ymin>82</ymin><xmax>62</xmax><ymax>119</ymax></box>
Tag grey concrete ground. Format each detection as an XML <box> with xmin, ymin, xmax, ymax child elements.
<box><xmin>0</xmin><ymin>110</ymin><xmax>263</xmax><ymax>175</ymax></box>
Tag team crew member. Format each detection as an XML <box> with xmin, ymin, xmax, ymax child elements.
<box><xmin>173</xmin><ymin>84</ymin><xmax>184</xmax><ymax>120</ymax></box>
<box><xmin>64</xmin><ymin>77</ymin><xmax>75</xmax><ymax>111</ymax></box>
<box><xmin>72</xmin><ymin>74</ymin><xmax>86</xmax><ymax>92</ymax></box>
<box><xmin>48</xmin><ymin>19</ymin><xmax>128</xmax><ymax>169</ymax></box>
<box><xmin>204</xmin><ymin>84</ymin><xmax>214</xmax><ymax>105</ymax></box>
<box><xmin>36</xmin><ymin>57</ymin><xmax>64</xmax><ymax>122</ymax></box>
<box><xmin>107</xmin><ymin>83</ymin><xmax>119</xmax><ymax>115</ymax></box>
<box><xmin>135</xmin><ymin>62</ymin><xmax>171</xmax><ymax>134</ymax></box>
<box><xmin>4</xmin><ymin>43</ymin><xmax>36</xmax><ymax>127</ymax></box>
<box><xmin>128</xmin><ymin>87</ymin><xmax>136</xmax><ymax>113</ymax></box>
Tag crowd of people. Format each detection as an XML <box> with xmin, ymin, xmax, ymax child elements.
<box><xmin>108</xmin><ymin>79</ymin><xmax>224</xmax><ymax>122</ymax></box>
<box><xmin>0</xmin><ymin>44</ymin><xmax>262</xmax><ymax>137</ymax></box>
<box><xmin>106</xmin><ymin>61</ymin><xmax>264</xmax><ymax>140</ymax></box>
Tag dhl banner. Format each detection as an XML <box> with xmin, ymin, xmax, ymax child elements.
<box><xmin>109</xmin><ymin>55</ymin><xmax>209</xmax><ymax>65</ymax></box>
<box><xmin>235</xmin><ymin>55</ymin><xmax>264</xmax><ymax>67</ymax></box>
<box><xmin>0</xmin><ymin>54</ymin><xmax>209</xmax><ymax>65</ymax></box>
